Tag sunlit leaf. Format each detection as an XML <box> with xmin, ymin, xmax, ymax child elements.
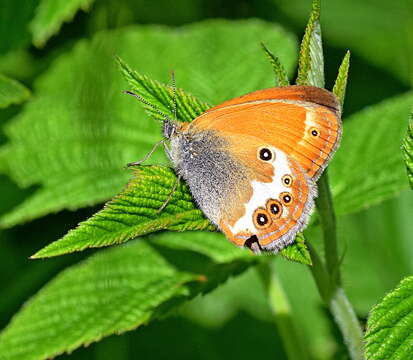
<box><xmin>117</xmin><ymin>56</ymin><xmax>210</xmax><ymax>123</ymax></box>
<box><xmin>277</xmin><ymin>233</ymin><xmax>311</xmax><ymax>265</ymax></box>
<box><xmin>32</xmin><ymin>166</ymin><xmax>214</xmax><ymax>258</ymax></box>
<box><xmin>296</xmin><ymin>0</ymin><xmax>324</xmax><ymax>87</ymax></box>
<box><xmin>332</xmin><ymin>51</ymin><xmax>350</xmax><ymax>107</ymax></box>
<box><xmin>365</xmin><ymin>276</ymin><xmax>413</xmax><ymax>360</ymax></box>
<box><xmin>261</xmin><ymin>43</ymin><xmax>290</xmax><ymax>87</ymax></box>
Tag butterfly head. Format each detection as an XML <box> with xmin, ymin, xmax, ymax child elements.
<box><xmin>163</xmin><ymin>118</ymin><xmax>181</xmax><ymax>140</ymax></box>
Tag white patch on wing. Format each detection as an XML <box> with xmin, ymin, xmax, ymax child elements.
<box><xmin>228</xmin><ymin>148</ymin><xmax>291</xmax><ymax>234</ymax></box>
<box><xmin>298</xmin><ymin>109</ymin><xmax>319</xmax><ymax>149</ymax></box>
<box><xmin>303</xmin><ymin>109</ymin><xmax>317</xmax><ymax>134</ymax></box>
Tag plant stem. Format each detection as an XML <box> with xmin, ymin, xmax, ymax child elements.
<box><xmin>330</xmin><ymin>288</ymin><xmax>365</xmax><ymax>360</ymax></box>
<box><xmin>258</xmin><ymin>262</ymin><xmax>310</xmax><ymax>360</ymax></box>
<box><xmin>308</xmin><ymin>243</ymin><xmax>365</xmax><ymax>360</ymax></box>
<box><xmin>312</xmin><ymin>170</ymin><xmax>365</xmax><ymax>360</ymax></box>
<box><xmin>315</xmin><ymin>171</ymin><xmax>341</xmax><ymax>286</ymax></box>
<box><xmin>307</xmin><ymin>242</ymin><xmax>332</xmax><ymax>304</ymax></box>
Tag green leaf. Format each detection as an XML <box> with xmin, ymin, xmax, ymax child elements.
<box><xmin>276</xmin><ymin>0</ymin><xmax>412</xmax><ymax>85</ymax></box>
<box><xmin>152</xmin><ymin>230</ymin><xmax>248</xmax><ymax>264</ymax></box>
<box><xmin>337</xmin><ymin>190</ymin><xmax>413</xmax><ymax>315</ymax></box>
<box><xmin>278</xmin><ymin>233</ymin><xmax>311</xmax><ymax>265</ymax></box>
<box><xmin>32</xmin><ymin>166</ymin><xmax>214</xmax><ymax>258</ymax></box>
<box><xmin>30</xmin><ymin>0</ymin><xmax>96</xmax><ymax>47</ymax></box>
<box><xmin>402</xmin><ymin>113</ymin><xmax>413</xmax><ymax>188</ymax></box>
<box><xmin>0</xmin><ymin>0</ymin><xmax>38</xmax><ymax>54</ymax></box>
<box><xmin>365</xmin><ymin>276</ymin><xmax>413</xmax><ymax>360</ymax></box>
<box><xmin>330</xmin><ymin>92</ymin><xmax>413</xmax><ymax>215</ymax></box>
<box><xmin>296</xmin><ymin>0</ymin><xmax>324</xmax><ymax>87</ymax></box>
<box><xmin>0</xmin><ymin>74</ymin><xmax>30</xmax><ymax>109</ymax></box>
<box><xmin>117</xmin><ymin>57</ymin><xmax>210</xmax><ymax>123</ymax></box>
<box><xmin>0</xmin><ymin>19</ymin><xmax>297</xmax><ymax>227</ymax></box>
<box><xmin>0</xmin><ymin>232</ymin><xmax>257</xmax><ymax>360</ymax></box>
<box><xmin>261</xmin><ymin>43</ymin><xmax>290</xmax><ymax>87</ymax></box>
<box><xmin>332</xmin><ymin>51</ymin><xmax>350</xmax><ymax>107</ymax></box>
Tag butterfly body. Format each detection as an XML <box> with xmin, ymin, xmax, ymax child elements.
<box><xmin>168</xmin><ymin>126</ymin><xmax>248</xmax><ymax>226</ymax></box>
<box><xmin>165</xmin><ymin>85</ymin><xmax>341</xmax><ymax>253</ymax></box>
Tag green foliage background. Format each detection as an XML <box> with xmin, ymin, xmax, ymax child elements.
<box><xmin>0</xmin><ymin>1</ymin><xmax>412</xmax><ymax>359</ymax></box>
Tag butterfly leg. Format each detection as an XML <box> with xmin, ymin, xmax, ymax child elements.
<box><xmin>127</xmin><ymin>139</ymin><xmax>165</xmax><ymax>167</ymax></box>
<box><xmin>157</xmin><ymin>175</ymin><xmax>181</xmax><ymax>213</ymax></box>
<box><xmin>163</xmin><ymin>141</ymin><xmax>173</xmax><ymax>162</ymax></box>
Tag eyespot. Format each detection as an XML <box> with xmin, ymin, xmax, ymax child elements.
<box><xmin>310</xmin><ymin>127</ymin><xmax>319</xmax><ymax>137</ymax></box>
<box><xmin>280</xmin><ymin>192</ymin><xmax>293</xmax><ymax>206</ymax></box>
<box><xmin>258</xmin><ymin>147</ymin><xmax>273</xmax><ymax>161</ymax></box>
<box><xmin>282</xmin><ymin>174</ymin><xmax>293</xmax><ymax>187</ymax></box>
<box><xmin>266</xmin><ymin>199</ymin><xmax>283</xmax><ymax>219</ymax></box>
<box><xmin>253</xmin><ymin>208</ymin><xmax>272</xmax><ymax>229</ymax></box>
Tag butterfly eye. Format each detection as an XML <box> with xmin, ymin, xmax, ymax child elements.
<box><xmin>282</xmin><ymin>174</ymin><xmax>293</xmax><ymax>187</ymax></box>
<box><xmin>310</xmin><ymin>128</ymin><xmax>319</xmax><ymax>137</ymax></box>
<box><xmin>266</xmin><ymin>199</ymin><xmax>283</xmax><ymax>219</ymax></box>
<box><xmin>253</xmin><ymin>208</ymin><xmax>272</xmax><ymax>229</ymax></box>
<box><xmin>258</xmin><ymin>147</ymin><xmax>273</xmax><ymax>161</ymax></box>
<box><xmin>280</xmin><ymin>192</ymin><xmax>293</xmax><ymax>205</ymax></box>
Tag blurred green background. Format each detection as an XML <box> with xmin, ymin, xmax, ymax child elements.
<box><xmin>0</xmin><ymin>0</ymin><xmax>412</xmax><ymax>359</ymax></box>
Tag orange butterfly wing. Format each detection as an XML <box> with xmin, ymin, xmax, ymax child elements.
<box><xmin>215</xmin><ymin>137</ymin><xmax>316</xmax><ymax>252</ymax></box>
<box><xmin>185</xmin><ymin>86</ymin><xmax>341</xmax><ymax>252</ymax></box>
<box><xmin>191</xmin><ymin>85</ymin><xmax>341</xmax><ymax>180</ymax></box>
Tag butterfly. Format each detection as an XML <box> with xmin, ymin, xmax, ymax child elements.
<box><xmin>128</xmin><ymin>85</ymin><xmax>341</xmax><ymax>254</ymax></box>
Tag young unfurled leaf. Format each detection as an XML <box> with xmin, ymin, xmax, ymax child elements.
<box><xmin>296</xmin><ymin>0</ymin><xmax>324</xmax><ymax>87</ymax></box>
<box><xmin>117</xmin><ymin>57</ymin><xmax>210</xmax><ymax>123</ymax></box>
<box><xmin>402</xmin><ymin>113</ymin><xmax>413</xmax><ymax>188</ymax></box>
<box><xmin>0</xmin><ymin>73</ymin><xmax>30</xmax><ymax>108</ymax></box>
<box><xmin>0</xmin><ymin>232</ymin><xmax>258</xmax><ymax>360</ymax></box>
<box><xmin>261</xmin><ymin>43</ymin><xmax>290</xmax><ymax>87</ymax></box>
<box><xmin>332</xmin><ymin>51</ymin><xmax>350</xmax><ymax>107</ymax></box>
<box><xmin>365</xmin><ymin>276</ymin><xmax>413</xmax><ymax>359</ymax></box>
<box><xmin>277</xmin><ymin>233</ymin><xmax>312</xmax><ymax>265</ymax></box>
<box><xmin>30</xmin><ymin>0</ymin><xmax>96</xmax><ymax>47</ymax></box>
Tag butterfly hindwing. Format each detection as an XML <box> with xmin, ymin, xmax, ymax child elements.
<box><xmin>219</xmin><ymin>142</ymin><xmax>316</xmax><ymax>251</ymax></box>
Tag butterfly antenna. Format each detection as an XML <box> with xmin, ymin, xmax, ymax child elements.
<box><xmin>124</xmin><ymin>90</ymin><xmax>171</xmax><ymax>122</ymax></box>
<box><xmin>171</xmin><ymin>71</ymin><xmax>177</xmax><ymax>121</ymax></box>
<box><xmin>123</xmin><ymin>90</ymin><xmax>170</xmax><ymax>168</ymax></box>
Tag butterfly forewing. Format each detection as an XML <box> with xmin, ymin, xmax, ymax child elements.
<box><xmin>191</xmin><ymin>85</ymin><xmax>341</xmax><ymax>180</ymax></box>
